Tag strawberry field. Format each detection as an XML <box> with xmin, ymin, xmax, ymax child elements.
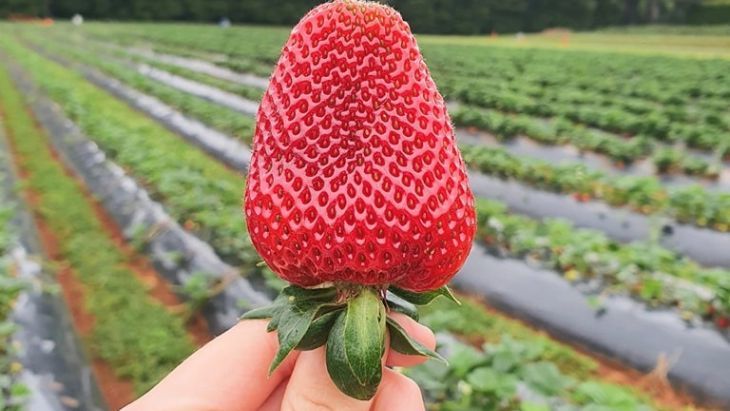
<box><xmin>0</xmin><ymin>16</ymin><xmax>729</xmax><ymax>411</ymax></box>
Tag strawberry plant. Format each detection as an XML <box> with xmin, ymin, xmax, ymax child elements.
<box><xmin>240</xmin><ymin>0</ymin><xmax>476</xmax><ymax>399</ymax></box>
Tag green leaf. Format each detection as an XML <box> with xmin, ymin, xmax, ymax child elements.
<box><xmin>389</xmin><ymin>285</ymin><xmax>460</xmax><ymax>306</ymax></box>
<box><xmin>385</xmin><ymin>292</ymin><xmax>419</xmax><ymax>320</ymax></box>
<box><xmin>268</xmin><ymin>301</ymin><xmax>322</xmax><ymax>374</ymax></box>
<box><xmin>386</xmin><ymin>317</ymin><xmax>446</xmax><ymax>363</ymax></box>
<box><xmin>521</xmin><ymin>362</ymin><xmax>569</xmax><ymax>396</ymax></box>
<box><xmin>282</xmin><ymin>285</ymin><xmax>337</xmax><ymax>303</ymax></box>
<box><xmin>467</xmin><ymin>367</ymin><xmax>517</xmax><ymax>397</ymax></box>
<box><xmin>326</xmin><ymin>289</ymin><xmax>386</xmax><ymax>400</ymax></box>
<box><xmin>296</xmin><ymin>308</ymin><xmax>344</xmax><ymax>351</ymax></box>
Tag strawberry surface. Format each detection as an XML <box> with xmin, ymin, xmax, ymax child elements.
<box><xmin>244</xmin><ymin>0</ymin><xmax>476</xmax><ymax>292</ymax></box>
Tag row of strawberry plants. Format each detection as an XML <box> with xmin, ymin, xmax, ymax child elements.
<box><xmin>59</xmin><ymin>32</ymin><xmax>267</xmax><ymax>103</ymax></box>
<box><xmin>461</xmin><ymin>144</ymin><xmax>730</xmax><ymax>232</ymax></box>
<box><xmin>412</xmin><ymin>299</ymin><xmax>658</xmax><ymax>411</ymax></box>
<box><xmin>439</xmin><ymin>73</ymin><xmax>730</xmax><ymax>133</ymax></box>
<box><xmin>0</xmin><ymin>183</ymin><xmax>29</xmax><ymax>409</ymax></box>
<box><xmin>447</xmin><ymin>78</ymin><xmax>729</xmax><ymax>155</ymax></box>
<box><xmin>0</xmin><ymin>59</ymin><xmax>195</xmax><ymax>394</ymax></box>
<box><xmin>453</xmin><ymin>105</ymin><xmax>721</xmax><ymax>178</ymax></box>
<box><xmin>78</xmin><ymin>22</ymin><xmax>282</xmax><ymax>77</ymax></box>
<box><xmin>424</xmin><ymin>42</ymin><xmax>730</xmax><ymax>109</ymax></box>
<box><xmin>474</xmin><ymin>198</ymin><xmax>730</xmax><ymax>330</ymax></box>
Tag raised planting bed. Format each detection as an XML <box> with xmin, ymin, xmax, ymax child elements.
<box><xmin>456</xmin><ymin>129</ymin><xmax>730</xmax><ymax>192</ymax></box>
<box><xmin>412</xmin><ymin>298</ymin><xmax>699</xmax><ymax>410</ymax></box>
<box><xmin>136</xmin><ymin>63</ymin><xmax>260</xmax><ymax>116</ymax></box>
<box><xmin>461</xmin><ymin>144</ymin><xmax>730</xmax><ymax>233</ymax></box>
<box><xmin>468</xmin><ymin>171</ymin><xmax>730</xmax><ymax>268</ymax></box>
<box><xmin>120</xmin><ymin>45</ymin><xmax>269</xmax><ymax>90</ymax></box>
<box><xmin>474</xmin><ymin>198</ymin><xmax>730</xmax><ymax>333</ymax></box>
<box><xmin>0</xmin><ymin>54</ymin><xmax>198</xmax><ymax>404</ymax></box>
<box><xmin>452</xmin><ymin>244</ymin><xmax>730</xmax><ymax>407</ymax></box>
<box><xmin>0</xmin><ymin>118</ymin><xmax>106</xmax><ymax>411</ymax></box>
<box><xmin>81</xmin><ymin>66</ymin><xmax>251</xmax><ymax>172</ymax></box>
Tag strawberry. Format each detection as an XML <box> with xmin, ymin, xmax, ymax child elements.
<box><xmin>242</xmin><ymin>0</ymin><xmax>475</xmax><ymax>400</ymax></box>
<box><xmin>245</xmin><ymin>0</ymin><xmax>475</xmax><ymax>292</ymax></box>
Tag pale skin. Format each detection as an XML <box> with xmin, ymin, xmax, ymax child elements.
<box><xmin>123</xmin><ymin>313</ymin><xmax>435</xmax><ymax>411</ymax></box>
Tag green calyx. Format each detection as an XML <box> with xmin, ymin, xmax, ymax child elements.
<box><xmin>241</xmin><ymin>283</ymin><xmax>456</xmax><ymax>400</ymax></box>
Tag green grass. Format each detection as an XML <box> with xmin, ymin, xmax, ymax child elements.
<box><xmin>0</xmin><ymin>61</ymin><xmax>194</xmax><ymax>394</ymax></box>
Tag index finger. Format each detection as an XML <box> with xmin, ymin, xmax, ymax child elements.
<box><xmin>123</xmin><ymin>319</ymin><xmax>297</xmax><ymax>411</ymax></box>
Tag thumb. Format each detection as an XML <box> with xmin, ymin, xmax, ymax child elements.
<box><xmin>280</xmin><ymin>348</ymin><xmax>373</xmax><ymax>411</ymax></box>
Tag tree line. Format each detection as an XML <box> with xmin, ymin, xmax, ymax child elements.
<box><xmin>0</xmin><ymin>0</ymin><xmax>714</xmax><ymax>34</ymax></box>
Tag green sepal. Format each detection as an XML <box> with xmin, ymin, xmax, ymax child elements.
<box><xmin>240</xmin><ymin>304</ymin><xmax>279</xmax><ymax>321</ymax></box>
<box><xmin>389</xmin><ymin>285</ymin><xmax>460</xmax><ymax>306</ymax></box>
<box><xmin>326</xmin><ymin>288</ymin><xmax>386</xmax><ymax>400</ymax></box>
<box><xmin>385</xmin><ymin>292</ymin><xmax>419</xmax><ymax>321</ymax></box>
<box><xmin>268</xmin><ymin>301</ymin><xmax>322</xmax><ymax>374</ymax></box>
<box><xmin>282</xmin><ymin>285</ymin><xmax>338</xmax><ymax>303</ymax></box>
<box><xmin>296</xmin><ymin>308</ymin><xmax>344</xmax><ymax>351</ymax></box>
<box><xmin>386</xmin><ymin>317</ymin><xmax>447</xmax><ymax>364</ymax></box>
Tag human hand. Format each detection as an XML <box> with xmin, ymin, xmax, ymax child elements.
<box><xmin>122</xmin><ymin>313</ymin><xmax>435</xmax><ymax>411</ymax></box>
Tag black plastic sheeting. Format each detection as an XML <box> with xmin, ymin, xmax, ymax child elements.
<box><xmin>123</xmin><ymin>45</ymin><xmax>270</xmax><ymax>89</ymax></box>
<box><xmin>85</xmin><ymin>68</ymin><xmax>252</xmax><ymax>172</ymax></box>
<box><xmin>453</xmin><ymin>245</ymin><xmax>730</xmax><ymax>408</ymax></box>
<box><xmin>0</xmin><ymin>118</ymin><xmax>106</xmax><ymax>410</ymax></box>
<box><xmin>136</xmin><ymin>63</ymin><xmax>260</xmax><ymax>116</ymax></box>
<box><xmin>8</xmin><ymin>63</ymin><xmax>271</xmax><ymax>336</ymax></box>
<box><xmin>469</xmin><ymin>172</ymin><xmax>730</xmax><ymax>269</ymax></box>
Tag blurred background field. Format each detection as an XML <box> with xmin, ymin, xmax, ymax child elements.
<box><xmin>0</xmin><ymin>1</ymin><xmax>729</xmax><ymax>410</ymax></box>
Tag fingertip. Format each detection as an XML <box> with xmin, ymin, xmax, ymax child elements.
<box><xmin>372</xmin><ymin>370</ymin><xmax>425</xmax><ymax>411</ymax></box>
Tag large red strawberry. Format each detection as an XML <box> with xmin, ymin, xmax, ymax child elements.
<box><xmin>243</xmin><ymin>0</ymin><xmax>476</xmax><ymax>400</ymax></box>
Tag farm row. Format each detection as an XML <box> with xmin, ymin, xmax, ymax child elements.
<box><xmin>0</xmin><ymin>34</ymin><xmax>683</xmax><ymax>410</ymax></box>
